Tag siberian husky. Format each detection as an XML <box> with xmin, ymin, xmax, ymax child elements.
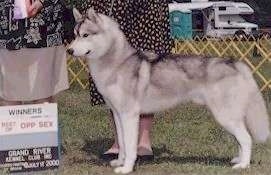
<box><xmin>67</xmin><ymin>8</ymin><xmax>270</xmax><ymax>174</ymax></box>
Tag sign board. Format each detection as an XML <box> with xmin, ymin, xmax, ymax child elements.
<box><xmin>0</xmin><ymin>103</ymin><xmax>59</xmax><ymax>173</ymax></box>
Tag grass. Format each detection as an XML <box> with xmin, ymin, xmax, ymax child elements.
<box><xmin>2</xmin><ymin>88</ymin><xmax>271</xmax><ymax>175</ymax></box>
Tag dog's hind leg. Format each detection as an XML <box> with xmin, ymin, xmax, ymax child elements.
<box><xmin>227</xmin><ymin>122</ymin><xmax>252</xmax><ymax>169</ymax></box>
<box><xmin>210</xmin><ymin>107</ymin><xmax>252</xmax><ymax>169</ymax></box>
<box><xmin>114</xmin><ymin>110</ymin><xmax>140</xmax><ymax>174</ymax></box>
<box><xmin>206</xmin><ymin>78</ymin><xmax>253</xmax><ymax>169</ymax></box>
<box><xmin>228</xmin><ymin>123</ymin><xmax>252</xmax><ymax>169</ymax></box>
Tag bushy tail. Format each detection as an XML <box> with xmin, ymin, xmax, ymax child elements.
<box><xmin>246</xmin><ymin>92</ymin><xmax>270</xmax><ymax>143</ymax></box>
<box><xmin>235</xmin><ymin>62</ymin><xmax>270</xmax><ymax>143</ymax></box>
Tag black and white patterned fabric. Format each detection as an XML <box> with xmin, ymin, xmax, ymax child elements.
<box><xmin>0</xmin><ymin>0</ymin><xmax>65</xmax><ymax>50</ymax></box>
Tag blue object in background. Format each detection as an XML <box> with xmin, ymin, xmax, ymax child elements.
<box><xmin>170</xmin><ymin>10</ymin><xmax>193</xmax><ymax>40</ymax></box>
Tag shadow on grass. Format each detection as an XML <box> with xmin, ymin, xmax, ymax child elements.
<box><xmin>82</xmin><ymin>137</ymin><xmax>113</xmax><ymax>156</ymax></box>
<box><xmin>80</xmin><ymin>138</ymin><xmax>232</xmax><ymax>167</ymax></box>
<box><xmin>144</xmin><ymin>146</ymin><xmax>231</xmax><ymax>167</ymax></box>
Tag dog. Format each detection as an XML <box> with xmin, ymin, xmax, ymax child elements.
<box><xmin>67</xmin><ymin>8</ymin><xmax>270</xmax><ymax>174</ymax></box>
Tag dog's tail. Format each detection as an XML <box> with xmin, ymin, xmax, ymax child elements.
<box><xmin>236</xmin><ymin>62</ymin><xmax>270</xmax><ymax>143</ymax></box>
<box><xmin>246</xmin><ymin>91</ymin><xmax>270</xmax><ymax>143</ymax></box>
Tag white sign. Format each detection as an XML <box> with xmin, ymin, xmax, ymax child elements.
<box><xmin>0</xmin><ymin>103</ymin><xmax>58</xmax><ymax>136</ymax></box>
<box><xmin>0</xmin><ymin>103</ymin><xmax>59</xmax><ymax>173</ymax></box>
<box><xmin>0</xmin><ymin>117</ymin><xmax>57</xmax><ymax>136</ymax></box>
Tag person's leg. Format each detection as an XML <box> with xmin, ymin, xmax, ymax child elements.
<box><xmin>104</xmin><ymin>112</ymin><xmax>153</xmax><ymax>155</ymax></box>
<box><xmin>137</xmin><ymin>114</ymin><xmax>153</xmax><ymax>156</ymax></box>
<box><xmin>104</xmin><ymin>110</ymin><xmax>119</xmax><ymax>154</ymax></box>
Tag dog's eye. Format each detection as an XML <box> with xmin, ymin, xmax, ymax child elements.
<box><xmin>83</xmin><ymin>34</ymin><xmax>89</xmax><ymax>38</ymax></box>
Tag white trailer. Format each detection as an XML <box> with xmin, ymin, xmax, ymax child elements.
<box><xmin>169</xmin><ymin>0</ymin><xmax>258</xmax><ymax>38</ymax></box>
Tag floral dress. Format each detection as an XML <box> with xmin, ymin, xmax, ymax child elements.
<box><xmin>0</xmin><ymin>0</ymin><xmax>65</xmax><ymax>50</ymax></box>
<box><xmin>0</xmin><ymin>0</ymin><xmax>69</xmax><ymax>101</ymax></box>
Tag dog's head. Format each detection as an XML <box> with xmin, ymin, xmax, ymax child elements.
<box><xmin>67</xmin><ymin>8</ymin><xmax>118</xmax><ymax>59</ymax></box>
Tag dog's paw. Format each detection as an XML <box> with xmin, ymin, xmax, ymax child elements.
<box><xmin>114</xmin><ymin>166</ymin><xmax>133</xmax><ymax>174</ymax></box>
<box><xmin>230</xmin><ymin>156</ymin><xmax>241</xmax><ymax>164</ymax></box>
<box><xmin>232</xmin><ymin>162</ymin><xmax>250</xmax><ymax>169</ymax></box>
<box><xmin>110</xmin><ymin>159</ymin><xmax>124</xmax><ymax>167</ymax></box>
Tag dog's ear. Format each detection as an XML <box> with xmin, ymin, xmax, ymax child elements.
<box><xmin>73</xmin><ymin>8</ymin><xmax>83</xmax><ymax>23</ymax></box>
<box><xmin>86</xmin><ymin>8</ymin><xmax>99</xmax><ymax>23</ymax></box>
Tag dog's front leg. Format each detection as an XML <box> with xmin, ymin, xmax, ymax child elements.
<box><xmin>114</xmin><ymin>111</ymin><xmax>140</xmax><ymax>174</ymax></box>
<box><xmin>110</xmin><ymin>109</ymin><xmax>125</xmax><ymax>167</ymax></box>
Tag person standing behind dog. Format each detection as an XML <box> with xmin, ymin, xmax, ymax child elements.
<box><xmin>74</xmin><ymin>0</ymin><xmax>172</xmax><ymax>160</ymax></box>
<box><xmin>0</xmin><ymin>0</ymin><xmax>69</xmax><ymax>105</ymax></box>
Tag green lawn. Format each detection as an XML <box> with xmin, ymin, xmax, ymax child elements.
<box><xmin>2</xmin><ymin>89</ymin><xmax>271</xmax><ymax>175</ymax></box>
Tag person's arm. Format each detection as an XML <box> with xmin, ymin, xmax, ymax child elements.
<box><xmin>27</xmin><ymin>0</ymin><xmax>50</xmax><ymax>17</ymax></box>
<box><xmin>38</xmin><ymin>0</ymin><xmax>51</xmax><ymax>8</ymax></box>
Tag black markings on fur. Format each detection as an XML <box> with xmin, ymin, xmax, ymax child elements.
<box><xmin>177</xmin><ymin>55</ymin><xmax>210</xmax><ymax>80</ymax></box>
<box><xmin>75</xmin><ymin>14</ymin><xmax>93</xmax><ymax>36</ymax></box>
<box><xmin>75</xmin><ymin>21</ymin><xmax>83</xmax><ymax>36</ymax></box>
<box><xmin>197</xmin><ymin>57</ymin><xmax>209</xmax><ymax>79</ymax></box>
<box><xmin>223</xmin><ymin>58</ymin><xmax>237</xmax><ymax>69</ymax></box>
<box><xmin>135</xmin><ymin>50</ymin><xmax>211</xmax><ymax>80</ymax></box>
<box><xmin>135</xmin><ymin>50</ymin><xmax>171</xmax><ymax>64</ymax></box>
<box><xmin>134</xmin><ymin>51</ymin><xmax>145</xmax><ymax>78</ymax></box>
<box><xmin>135</xmin><ymin>50</ymin><xmax>149</xmax><ymax>62</ymax></box>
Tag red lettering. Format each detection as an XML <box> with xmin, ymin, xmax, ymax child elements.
<box><xmin>1</xmin><ymin>122</ymin><xmax>16</xmax><ymax>127</ymax></box>
<box><xmin>39</xmin><ymin>121</ymin><xmax>53</xmax><ymax>128</ymax></box>
<box><xmin>20</xmin><ymin>122</ymin><xmax>35</xmax><ymax>129</ymax></box>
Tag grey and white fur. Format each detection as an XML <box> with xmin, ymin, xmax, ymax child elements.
<box><xmin>67</xmin><ymin>8</ymin><xmax>270</xmax><ymax>174</ymax></box>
